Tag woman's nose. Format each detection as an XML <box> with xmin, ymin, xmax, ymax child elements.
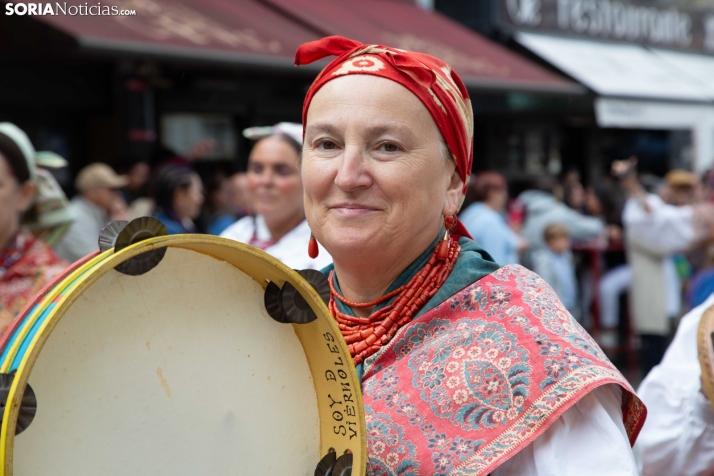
<box><xmin>334</xmin><ymin>145</ymin><xmax>371</xmax><ymax>191</ymax></box>
<box><xmin>256</xmin><ymin>170</ymin><xmax>274</xmax><ymax>187</ymax></box>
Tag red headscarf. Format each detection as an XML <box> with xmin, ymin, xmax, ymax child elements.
<box><xmin>295</xmin><ymin>36</ymin><xmax>474</xmax><ymax>197</ymax></box>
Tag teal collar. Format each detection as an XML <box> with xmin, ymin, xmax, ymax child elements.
<box><xmin>321</xmin><ymin>230</ymin><xmax>500</xmax><ymax>319</ymax></box>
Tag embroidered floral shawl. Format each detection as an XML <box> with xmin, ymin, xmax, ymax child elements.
<box><xmin>359</xmin><ymin>264</ymin><xmax>645</xmax><ymax>476</ymax></box>
<box><xmin>0</xmin><ymin>228</ymin><xmax>67</xmax><ymax>334</ymax></box>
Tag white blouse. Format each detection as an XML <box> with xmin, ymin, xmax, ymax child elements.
<box><xmin>220</xmin><ymin>215</ymin><xmax>332</xmax><ymax>271</ymax></box>
<box><xmin>494</xmin><ymin>384</ymin><xmax>638</xmax><ymax>475</ymax></box>
<box><xmin>636</xmin><ymin>293</ymin><xmax>714</xmax><ymax>476</ymax></box>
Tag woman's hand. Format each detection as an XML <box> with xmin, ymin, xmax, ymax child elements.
<box><xmin>612</xmin><ymin>156</ymin><xmax>646</xmax><ymax>200</ymax></box>
<box><xmin>611</xmin><ymin>156</ymin><xmax>636</xmax><ymax>180</ymax></box>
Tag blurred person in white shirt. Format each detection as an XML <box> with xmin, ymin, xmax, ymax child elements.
<box><xmin>618</xmin><ymin>159</ymin><xmax>714</xmax><ymax>377</ymax></box>
<box><xmin>619</xmin><ymin>159</ymin><xmax>714</xmax><ymax>475</ymax></box>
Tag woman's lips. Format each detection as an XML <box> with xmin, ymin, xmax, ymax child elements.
<box><xmin>255</xmin><ymin>194</ymin><xmax>278</xmax><ymax>203</ymax></box>
<box><xmin>330</xmin><ymin>203</ymin><xmax>380</xmax><ymax>217</ymax></box>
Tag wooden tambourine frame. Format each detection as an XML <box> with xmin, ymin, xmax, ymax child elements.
<box><xmin>0</xmin><ymin>235</ymin><xmax>366</xmax><ymax>475</ymax></box>
<box><xmin>697</xmin><ymin>304</ymin><xmax>714</xmax><ymax>408</ymax></box>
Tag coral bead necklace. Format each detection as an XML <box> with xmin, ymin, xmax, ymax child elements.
<box><xmin>328</xmin><ymin>236</ymin><xmax>460</xmax><ymax>365</ymax></box>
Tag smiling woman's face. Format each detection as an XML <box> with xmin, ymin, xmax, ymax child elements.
<box><xmin>302</xmin><ymin>74</ymin><xmax>462</xmax><ymax>265</ymax></box>
<box><xmin>247</xmin><ymin>135</ymin><xmax>304</xmax><ymax>225</ymax></box>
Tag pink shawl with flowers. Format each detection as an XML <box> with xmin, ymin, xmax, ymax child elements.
<box><xmin>360</xmin><ymin>265</ymin><xmax>645</xmax><ymax>475</ymax></box>
<box><xmin>0</xmin><ymin>229</ymin><xmax>67</xmax><ymax>334</ymax></box>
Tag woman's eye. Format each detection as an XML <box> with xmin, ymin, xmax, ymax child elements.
<box><xmin>275</xmin><ymin>165</ymin><xmax>294</xmax><ymax>176</ymax></box>
<box><xmin>319</xmin><ymin>140</ymin><xmax>337</xmax><ymax>150</ymax></box>
<box><xmin>381</xmin><ymin>142</ymin><xmax>399</xmax><ymax>152</ymax></box>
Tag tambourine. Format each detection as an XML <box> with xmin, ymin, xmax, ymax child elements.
<box><xmin>0</xmin><ymin>218</ymin><xmax>366</xmax><ymax>475</ymax></box>
<box><xmin>698</xmin><ymin>305</ymin><xmax>714</xmax><ymax>407</ymax></box>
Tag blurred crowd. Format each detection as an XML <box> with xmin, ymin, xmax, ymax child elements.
<box><xmin>3</xmin><ymin>118</ymin><xmax>714</xmax><ymax>381</ymax></box>
<box><xmin>461</xmin><ymin>159</ymin><xmax>714</xmax><ymax>379</ymax></box>
<box><xmin>0</xmin><ymin>121</ymin><xmax>333</xmax><ymax>331</ymax></box>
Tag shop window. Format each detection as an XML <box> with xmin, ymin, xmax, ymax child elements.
<box><xmin>161</xmin><ymin>113</ymin><xmax>236</xmax><ymax>160</ymax></box>
<box><xmin>502</xmin><ymin>126</ymin><xmax>562</xmax><ymax>176</ymax></box>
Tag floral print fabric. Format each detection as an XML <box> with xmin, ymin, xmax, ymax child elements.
<box><xmin>0</xmin><ymin>228</ymin><xmax>67</xmax><ymax>333</ymax></box>
<box><xmin>361</xmin><ymin>265</ymin><xmax>645</xmax><ymax>476</ymax></box>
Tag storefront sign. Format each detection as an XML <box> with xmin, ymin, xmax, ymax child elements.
<box><xmin>498</xmin><ymin>0</ymin><xmax>714</xmax><ymax>52</ymax></box>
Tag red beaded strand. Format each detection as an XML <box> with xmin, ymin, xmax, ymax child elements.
<box><xmin>328</xmin><ymin>237</ymin><xmax>460</xmax><ymax>365</ymax></box>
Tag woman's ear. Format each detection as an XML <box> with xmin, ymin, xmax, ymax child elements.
<box><xmin>17</xmin><ymin>181</ymin><xmax>36</xmax><ymax>213</ymax></box>
<box><xmin>443</xmin><ymin>168</ymin><xmax>464</xmax><ymax>216</ymax></box>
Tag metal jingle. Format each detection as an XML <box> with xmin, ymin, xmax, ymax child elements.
<box><xmin>0</xmin><ymin>373</ymin><xmax>36</xmax><ymax>435</ymax></box>
<box><xmin>314</xmin><ymin>448</ymin><xmax>337</xmax><ymax>476</ymax></box>
<box><xmin>280</xmin><ymin>281</ymin><xmax>318</xmax><ymax>324</ymax></box>
<box><xmin>331</xmin><ymin>453</ymin><xmax>353</xmax><ymax>476</ymax></box>
<box><xmin>113</xmin><ymin>217</ymin><xmax>168</xmax><ymax>276</ymax></box>
<box><xmin>264</xmin><ymin>281</ymin><xmax>291</xmax><ymax>324</ymax></box>
<box><xmin>98</xmin><ymin>220</ymin><xmax>128</xmax><ymax>253</ymax></box>
<box><xmin>296</xmin><ymin>269</ymin><xmax>330</xmax><ymax>304</ymax></box>
<box><xmin>114</xmin><ymin>217</ymin><xmax>167</xmax><ymax>251</ymax></box>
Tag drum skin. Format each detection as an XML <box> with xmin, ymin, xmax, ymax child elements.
<box><xmin>0</xmin><ymin>235</ymin><xmax>366</xmax><ymax>475</ymax></box>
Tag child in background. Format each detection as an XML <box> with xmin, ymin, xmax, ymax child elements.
<box><xmin>532</xmin><ymin>223</ymin><xmax>578</xmax><ymax>317</ymax></box>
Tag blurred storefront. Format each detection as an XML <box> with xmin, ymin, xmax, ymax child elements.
<box><xmin>263</xmin><ymin>0</ymin><xmax>591</xmax><ymax>185</ymax></box>
<box><xmin>437</xmin><ymin>0</ymin><xmax>714</xmax><ymax>180</ymax></box>
<box><xmin>0</xmin><ymin>0</ymin><xmax>584</xmax><ymax>190</ymax></box>
<box><xmin>0</xmin><ymin>0</ymin><xmax>323</xmax><ymax>187</ymax></box>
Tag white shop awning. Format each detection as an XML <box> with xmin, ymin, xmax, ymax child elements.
<box><xmin>653</xmin><ymin>49</ymin><xmax>714</xmax><ymax>99</ymax></box>
<box><xmin>515</xmin><ymin>32</ymin><xmax>713</xmax><ymax>102</ymax></box>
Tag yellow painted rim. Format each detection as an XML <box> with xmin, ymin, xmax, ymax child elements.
<box><xmin>0</xmin><ymin>235</ymin><xmax>366</xmax><ymax>475</ymax></box>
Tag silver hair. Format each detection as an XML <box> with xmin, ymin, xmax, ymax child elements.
<box><xmin>439</xmin><ymin>139</ymin><xmax>455</xmax><ymax>164</ymax></box>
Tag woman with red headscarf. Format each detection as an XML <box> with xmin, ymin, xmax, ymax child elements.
<box><xmin>297</xmin><ymin>36</ymin><xmax>644</xmax><ymax>475</ymax></box>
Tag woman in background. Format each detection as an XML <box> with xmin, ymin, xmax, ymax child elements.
<box><xmin>152</xmin><ymin>166</ymin><xmax>204</xmax><ymax>234</ymax></box>
<box><xmin>221</xmin><ymin>123</ymin><xmax>331</xmax><ymax>270</ymax></box>
<box><xmin>459</xmin><ymin>171</ymin><xmax>525</xmax><ymax>265</ymax></box>
<box><xmin>0</xmin><ymin>123</ymin><xmax>67</xmax><ymax>332</ymax></box>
